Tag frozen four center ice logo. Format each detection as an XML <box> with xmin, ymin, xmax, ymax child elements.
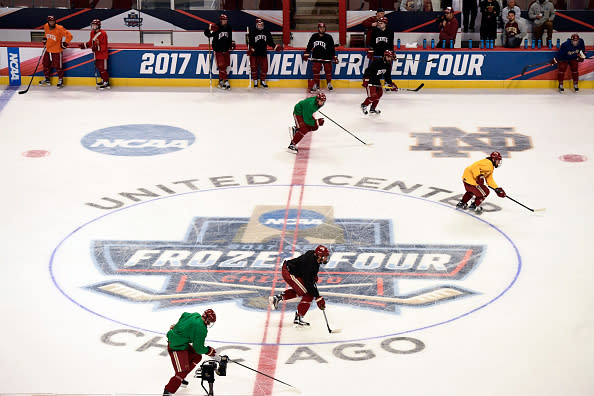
<box><xmin>89</xmin><ymin>205</ymin><xmax>482</xmax><ymax>311</ymax></box>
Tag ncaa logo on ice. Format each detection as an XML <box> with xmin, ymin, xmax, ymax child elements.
<box><xmin>81</xmin><ymin>124</ymin><xmax>195</xmax><ymax>156</ymax></box>
<box><xmin>87</xmin><ymin>205</ymin><xmax>484</xmax><ymax>312</ymax></box>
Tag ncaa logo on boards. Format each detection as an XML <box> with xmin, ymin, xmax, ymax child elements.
<box><xmin>51</xmin><ymin>186</ymin><xmax>520</xmax><ymax>343</ymax></box>
<box><xmin>81</xmin><ymin>124</ymin><xmax>195</xmax><ymax>156</ymax></box>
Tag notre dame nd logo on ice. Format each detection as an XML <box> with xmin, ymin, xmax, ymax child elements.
<box><xmin>89</xmin><ymin>206</ymin><xmax>483</xmax><ymax>313</ymax></box>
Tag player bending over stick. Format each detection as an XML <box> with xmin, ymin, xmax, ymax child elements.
<box><xmin>456</xmin><ymin>151</ymin><xmax>506</xmax><ymax>214</ymax></box>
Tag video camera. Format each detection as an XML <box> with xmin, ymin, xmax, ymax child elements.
<box><xmin>194</xmin><ymin>355</ymin><xmax>229</xmax><ymax>396</ymax></box>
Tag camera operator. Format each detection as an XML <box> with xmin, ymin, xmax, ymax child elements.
<box><xmin>437</xmin><ymin>7</ymin><xmax>458</xmax><ymax>48</ymax></box>
<box><xmin>163</xmin><ymin>309</ymin><xmax>218</xmax><ymax>396</ymax></box>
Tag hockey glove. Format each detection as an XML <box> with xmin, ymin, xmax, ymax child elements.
<box><xmin>79</xmin><ymin>43</ymin><xmax>86</xmax><ymax>49</ymax></box>
<box><xmin>551</xmin><ymin>58</ymin><xmax>557</xmax><ymax>64</ymax></box>
<box><xmin>333</xmin><ymin>56</ymin><xmax>339</xmax><ymax>64</ymax></box>
<box><xmin>209</xmin><ymin>24</ymin><xmax>218</xmax><ymax>32</ymax></box>
<box><xmin>247</xmin><ymin>47</ymin><xmax>254</xmax><ymax>56</ymax></box>
<box><xmin>274</xmin><ymin>44</ymin><xmax>283</xmax><ymax>52</ymax></box>
<box><xmin>42</xmin><ymin>37</ymin><xmax>47</xmax><ymax>45</ymax></box>
<box><xmin>61</xmin><ymin>42</ymin><xmax>68</xmax><ymax>49</ymax></box>
<box><xmin>231</xmin><ymin>40</ymin><xmax>236</xmax><ymax>50</ymax></box>
<box><xmin>495</xmin><ymin>187</ymin><xmax>506</xmax><ymax>198</ymax></box>
<box><xmin>316</xmin><ymin>297</ymin><xmax>326</xmax><ymax>310</ymax></box>
<box><xmin>367</xmin><ymin>50</ymin><xmax>374</xmax><ymax>59</ymax></box>
<box><xmin>362</xmin><ymin>78</ymin><xmax>369</xmax><ymax>87</ymax></box>
<box><xmin>206</xmin><ymin>346</ymin><xmax>217</xmax><ymax>357</ymax></box>
<box><xmin>317</xmin><ymin>118</ymin><xmax>325</xmax><ymax>127</ymax></box>
<box><xmin>385</xmin><ymin>83</ymin><xmax>398</xmax><ymax>92</ymax></box>
<box><xmin>303</xmin><ymin>52</ymin><xmax>310</xmax><ymax>61</ymax></box>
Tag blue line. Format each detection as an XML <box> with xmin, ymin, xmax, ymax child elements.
<box><xmin>0</xmin><ymin>86</ymin><xmax>18</xmax><ymax>115</ymax></box>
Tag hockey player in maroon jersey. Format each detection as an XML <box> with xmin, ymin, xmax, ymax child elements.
<box><xmin>303</xmin><ymin>22</ymin><xmax>338</xmax><ymax>92</ymax></box>
<box><xmin>361</xmin><ymin>49</ymin><xmax>397</xmax><ymax>115</ymax></box>
<box><xmin>367</xmin><ymin>17</ymin><xmax>394</xmax><ymax>59</ymax></box>
<box><xmin>269</xmin><ymin>245</ymin><xmax>330</xmax><ymax>326</ymax></box>
<box><xmin>287</xmin><ymin>92</ymin><xmax>326</xmax><ymax>154</ymax></box>
<box><xmin>163</xmin><ymin>309</ymin><xmax>217</xmax><ymax>395</ymax></box>
<box><xmin>247</xmin><ymin>18</ymin><xmax>282</xmax><ymax>88</ymax></box>
<box><xmin>204</xmin><ymin>14</ymin><xmax>234</xmax><ymax>90</ymax></box>
<box><xmin>456</xmin><ymin>151</ymin><xmax>506</xmax><ymax>214</ymax></box>
<box><xmin>79</xmin><ymin>19</ymin><xmax>110</xmax><ymax>89</ymax></box>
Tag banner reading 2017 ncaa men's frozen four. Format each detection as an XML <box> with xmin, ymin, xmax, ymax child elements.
<box><xmin>1</xmin><ymin>47</ymin><xmax>593</xmax><ymax>82</ymax></box>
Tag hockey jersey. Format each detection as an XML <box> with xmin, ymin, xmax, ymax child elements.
<box><xmin>204</xmin><ymin>23</ymin><xmax>233</xmax><ymax>52</ymax></box>
<box><xmin>462</xmin><ymin>158</ymin><xmax>499</xmax><ymax>188</ymax></box>
<box><xmin>556</xmin><ymin>38</ymin><xmax>586</xmax><ymax>61</ymax></box>
<box><xmin>305</xmin><ymin>33</ymin><xmax>336</xmax><ymax>61</ymax></box>
<box><xmin>166</xmin><ymin>312</ymin><xmax>209</xmax><ymax>353</ymax></box>
<box><xmin>82</xmin><ymin>29</ymin><xmax>109</xmax><ymax>60</ymax></box>
<box><xmin>363</xmin><ymin>57</ymin><xmax>394</xmax><ymax>86</ymax></box>
<box><xmin>248</xmin><ymin>27</ymin><xmax>275</xmax><ymax>56</ymax></box>
<box><xmin>43</xmin><ymin>23</ymin><xmax>73</xmax><ymax>54</ymax></box>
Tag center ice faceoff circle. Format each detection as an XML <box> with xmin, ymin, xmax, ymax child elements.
<box><xmin>50</xmin><ymin>185</ymin><xmax>521</xmax><ymax>345</ymax></box>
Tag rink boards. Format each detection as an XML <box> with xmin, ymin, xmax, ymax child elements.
<box><xmin>1</xmin><ymin>46</ymin><xmax>593</xmax><ymax>89</ymax></box>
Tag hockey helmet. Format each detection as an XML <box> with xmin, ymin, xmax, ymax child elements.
<box><xmin>91</xmin><ymin>19</ymin><xmax>101</xmax><ymax>29</ymax></box>
<box><xmin>383</xmin><ymin>49</ymin><xmax>395</xmax><ymax>59</ymax></box>
<box><xmin>489</xmin><ymin>151</ymin><xmax>503</xmax><ymax>167</ymax></box>
<box><xmin>47</xmin><ymin>15</ymin><xmax>56</xmax><ymax>22</ymax></box>
<box><xmin>220</xmin><ymin>14</ymin><xmax>228</xmax><ymax>21</ymax></box>
<box><xmin>318</xmin><ymin>22</ymin><xmax>326</xmax><ymax>31</ymax></box>
<box><xmin>316</xmin><ymin>91</ymin><xmax>326</xmax><ymax>103</ymax></box>
<box><xmin>203</xmin><ymin>309</ymin><xmax>217</xmax><ymax>327</ymax></box>
<box><xmin>256</xmin><ymin>18</ymin><xmax>264</xmax><ymax>26</ymax></box>
<box><xmin>571</xmin><ymin>33</ymin><xmax>580</xmax><ymax>41</ymax></box>
<box><xmin>314</xmin><ymin>245</ymin><xmax>330</xmax><ymax>263</ymax></box>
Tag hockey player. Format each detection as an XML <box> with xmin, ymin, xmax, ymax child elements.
<box><xmin>39</xmin><ymin>15</ymin><xmax>73</xmax><ymax>88</ymax></box>
<box><xmin>303</xmin><ymin>22</ymin><xmax>338</xmax><ymax>92</ymax></box>
<box><xmin>79</xmin><ymin>19</ymin><xmax>110</xmax><ymax>89</ymax></box>
<box><xmin>287</xmin><ymin>92</ymin><xmax>326</xmax><ymax>154</ymax></box>
<box><xmin>361</xmin><ymin>49</ymin><xmax>397</xmax><ymax>115</ymax></box>
<box><xmin>456</xmin><ymin>151</ymin><xmax>506</xmax><ymax>214</ymax></box>
<box><xmin>552</xmin><ymin>33</ymin><xmax>587</xmax><ymax>93</ymax></box>
<box><xmin>204</xmin><ymin>14</ymin><xmax>234</xmax><ymax>90</ymax></box>
<box><xmin>367</xmin><ymin>17</ymin><xmax>394</xmax><ymax>59</ymax></box>
<box><xmin>247</xmin><ymin>18</ymin><xmax>282</xmax><ymax>88</ymax></box>
<box><xmin>269</xmin><ymin>245</ymin><xmax>330</xmax><ymax>326</ymax></box>
<box><xmin>163</xmin><ymin>309</ymin><xmax>218</xmax><ymax>396</ymax></box>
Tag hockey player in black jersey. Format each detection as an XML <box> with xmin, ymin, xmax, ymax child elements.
<box><xmin>368</xmin><ymin>17</ymin><xmax>394</xmax><ymax>59</ymax></box>
<box><xmin>303</xmin><ymin>22</ymin><xmax>339</xmax><ymax>93</ymax></box>
<box><xmin>204</xmin><ymin>14</ymin><xmax>234</xmax><ymax>90</ymax></box>
<box><xmin>361</xmin><ymin>50</ymin><xmax>397</xmax><ymax>115</ymax></box>
<box><xmin>247</xmin><ymin>18</ymin><xmax>282</xmax><ymax>88</ymax></box>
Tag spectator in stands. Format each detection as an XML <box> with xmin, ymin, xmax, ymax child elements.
<box><xmin>39</xmin><ymin>15</ymin><xmax>72</xmax><ymax>89</ymax></box>
<box><xmin>362</xmin><ymin>8</ymin><xmax>385</xmax><ymax>47</ymax></box>
<box><xmin>528</xmin><ymin>0</ymin><xmax>555</xmax><ymax>45</ymax></box>
<box><xmin>502</xmin><ymin>10</ymin><xmax>525</xmax><ymax>47</ymax></box>
<box><xmin>501</xmin><ymin>0</ymin><xmax>521</xmax><ymax>26</ymax></box>
<box><xmin>462</xmin><ymin>0</ymin><xmax>478</xmax><ymax>32</ymax></box>
<box><xmin>204</xmin><ymin>14</ymin><xmax>235</xmax><ymax>90</ymax></box>
<box><xmin>479</xmin><ymin>0</ymin><xmax>500</xmax><ymax>42</ymax></box>
<box><xmin>368</xmin><ymin>17</ymin><xmax>394</xmax><ymax>59</ymax></box>
<box><xmin>437</xmin><ymin>7</ymin><xmax>458</xmax><ymax>48</ymax></box>
<box><xmin>366</xmin><ymin>1</ymin><xmax>396</xmax><ymax>10</ymax></box>
<box><xmin>400</xmin><ymin>0</ymin><xmax>423</xmax><ymax>11</ymax></box>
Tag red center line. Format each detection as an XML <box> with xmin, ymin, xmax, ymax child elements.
<box><xmin>253</xmin><ymin>134</ymin><xmax>313</xmax><ymax>395</ymax></box>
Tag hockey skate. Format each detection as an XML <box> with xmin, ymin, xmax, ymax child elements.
<box><xmin>180</xmin><ymin>379</ymin><xmax>189</xmax><ymax>388</ymax></box>
<box><xmin>39</xmin><ymin>77</ymin><xmax>51</xmax><ymax>86</ymax></box>
<box><xmin>260</xmin><ymin>80</ymin><xmax>268</xmax><ymax>88</ymax></box>
<box><xmin>469</xmin><ymin>202</ymin><xmax>483</xmax><ymax>214</ymax></box>
<box><xmin>98</xmin><ymin>81</ymin><xmax>110</xmax><ymax>90</ymax></box>
<box><xmin>574</xmin><ymin>84</ymin><xmax>579</xmax><ymax>92</ymax></box>
<box><xmin>269</xmin><ymin>294</ymin><xmax>282</xmax><ymax>310</ymax></box>
<box><xmin>287</xmin><ymin>144</ymin><xmax>298</xmax><ymax>154</ymax></box>
<box><xmin>369</xmin><ymin>107</ymin><xmax>381</xmax><ymax>114</ymax></box>
<box><xmin>163</xmin><ymin>388</ymin><xmax>172</xmax><ymax>396</ymax></box>
<box><xmin>360</xmin><ymin>103</ymin><xmax>368</xmax><ymax>115</ymax></box>
<box><xmin>56</xmin><ymin>79</ymin><xmax>64</xmax><ymax>88</ymax></box>
<box><xmin>293</xmin><ymin>313</ymin><xmax>310</xmax><ymax>326</ymax></box>
<box><xmin>327</xmin><ymin>82</ymin><xmax>333</xmax><ymax>91</ymax></box>
<box><xmin>456</xmin><ymin>201</ymin><xmax>468</xmax><ymax>210</ymax></box>
<box><xmin>224</xmin><ymin>80</ymin><xmax>230</xmax><ymax>90</ymax></box>
<box><xmin>253</xmin><ymin>80</ymin><xmax>258</xmax><ymax>88</ymax></box>
<box><xmin>217</xmin><ymin>80</ymin><xmax>225</xmax><ymax>89</ymax></box>
<box><xmin>310</xmin><ymin>83</ymin><xmax>318</xmax><ymax>93</ymax></box>
<box><xmin>558</xmin><ymin>84</ymin><xmax>564</xmax><ymax>93</ymax></box>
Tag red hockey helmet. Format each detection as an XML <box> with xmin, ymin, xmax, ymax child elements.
<box><xmin>91</xmin><ymin>19</ymin><xmax>101</xmax><ymax>28</ymax></box>
<box><xmin>316</xmin><ymin>91</ymin><xmax>326</xmax><ymax>103</ymax></box>
<box><xmin>47</xmin><ymin>15</ymin><xmax>56</xmax><ymax>22</ymax></box>
<box><xmin>318</xmin><ymin>22</ymin><xmax>326</xmax><ymax>31</ymax></box>
<box><xmin>571</xmin><ymin>33</ymin><xmax>580</xmax><ymax>41</ymax></box>
<box><xmin>384</xmin><ymin>49</ymin><xmax>395</xmax><ymax>59</ymax></box>
<box><xmin>314</xmin><ymin>245</ymin><xmax>330</xmax><ymax>262</ymax></box>
<box><xmin>489</xmin><ymin>151</ymin><xmax>503</xmax><ymax>167</ymax></box>
<box><xmin>220</xmin><ymin>14</ymin><xmax>228</xmax><ymax>21</ymax></box>
<box><xmin>202</xmin><ymin>309</ymin><xmax>216</xmax><ymax>327</ymax></box>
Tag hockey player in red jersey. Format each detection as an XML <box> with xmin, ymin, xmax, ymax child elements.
<box><xmin>303</xmin><ymin>22</ymin><xmax>338</xmax><ymax>92</ymax></box>
<box><xmin>79</xmin><ymin>19</ymin><xmax>110</xmax><ymax>89</ymax></box>
<box><xmin>456</xmin><ymin>151</ymin><xmax>506</xmax><ymax>214</ymax></box>
<box><xmin>287</xmin><ymin>92</ymin><xmax>326</xmax><ymax>154</ymax></box>
<box><xmin>269</xmin><ymin>245</ymin><xmax>330</xmax><ymax>326</ymax></box>
<box><xmin>163</xmin><ymin>309</ymin><xmax>218</xmax><ymax>396</ymax></box>
<box><xmin>361</xmin><ymin>50</ymin><xmax>397</xmax><ymax>115</ymax></box>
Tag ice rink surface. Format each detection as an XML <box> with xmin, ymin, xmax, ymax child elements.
<box><xmin>1</xmin><ymin>83</ymin><xmax>593</xmax><ymax>396</ymax></box>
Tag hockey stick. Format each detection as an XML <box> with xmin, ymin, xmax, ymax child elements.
<box><xmin>18</xmin><ymin>46</ymin><xmax>46</xmax><ymax>94</ymax></box>
<box><xmin>310</xmin><ymin>57</ymin><xmax>360</xmax><ymax>64</ymax></box>
<box><xmin>229</xmin><ymin>358</ymin><xmax>296</xmax><ymax>389</ymax></box>
<box><xmin>406</xmin><ymin>83</ymin><xmax>424</xmax><ymax>91</ymax></box>
<box><xmin>246</xmin><ymin>26</ymin><xmax>252</xmax><ymax>89</ymax></box>
<box><xmin>190</xmin><ymin>280</ymin><xmax>374</xmax><ymax>290</ymax></box>
<box><xmin>318</xmin><ymin>110</ymin><xmax>373</xmax><ymax>146</ymax></box>
<box><xmin>207</xmin><ymin>36</ymin><xmax>213</xmax><ymax>92</ymax></box>
<box><xmin>322</xmin><ymin>310</ymin><xmax>341</xmax><ymax>333</ymax></box>
<box><xmin>488</xmin><ymin>186</ymin><xmax>545</xmax><ymax>212</ymax></box>
<box><xmin>369</xmin><ymin>82</ymin><xmax>424</xmax><ymax>92</ymax></box>
<box><xmin>95</xmin><ymin>281</ymin><xmax>256</xmax><ymax>301</ymax></box>
<box><xmin>521</xmin><ymin>61</ymin><xmax>553</xmax><ymax>76</ymax></box>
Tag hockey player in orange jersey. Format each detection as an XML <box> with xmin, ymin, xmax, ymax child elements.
<box><xmin>39</xmin><ymin>15</ymin><xmax>73</xmax><ymax>88</ymax></box>
<box><xmin>456</xmin><ymin>151</ymin><xmax>506</xmax><ymax>214</ymax></box>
